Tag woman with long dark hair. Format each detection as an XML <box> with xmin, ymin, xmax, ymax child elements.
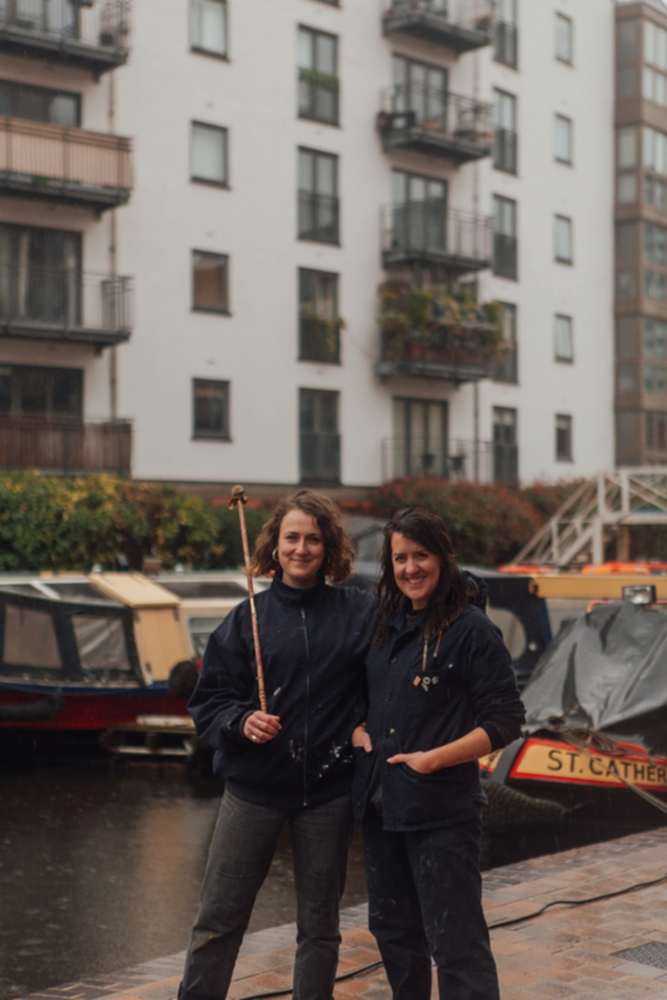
<box><xmin>178</xmin><ymin>490</ymin><xmax>374</xmax><ymax>1000</ymax></box>
<box><xmin>352</xmin><ymin>506</ymin><xmax>524</xmax><ymax>1000</ymax></box>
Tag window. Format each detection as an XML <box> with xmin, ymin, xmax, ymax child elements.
<box><xmin>494</xmin><ymin>89</ymin><xmax>517</xmax><ymax>174</ymax></box>
<box><xmin>392</xmin><ymin>55</ymin><xmax>448</xmax><ymax>127</ymax></box>
<box><xmin>555</xmin><ymin>414</ymin><xmax>573</xmax><ymax>461</ymax></box>
<box><xmin>555</xmin><ymin>13</ymin><xmax>573</xmax><ymax>64</ymax></box>
<box><xmin>494</xmin><ymin>0</ymin><xmax>518</xmax><ymax>69</ymax></box>
<box><xmin>618</xmin><ymin>174</ymin><xmax>638</xmax><ymax>204</ymax></box>
<box><xmin>298</xmin><ymin>269</ymin><xmax>340</xmax><ymax>364</ymax></box>
<box><xmin>644</xmin><ymin>365</ymin><xmax>667</xmax><ymax>393</ymax></box>
<box><xmin>298</xmin><ymin>148</ymin><xmax>339</xmax><ymax>243</ymax></box>
<box><xmin>0</xmin><ymin>223</ymin><xmax>81</xmax><ymax>327</ymax></box>
<box><xmin>391</xmin><ymin>398</ymin><xmax>449</xmax><ymax>478</ymax></box>
<box><xmin>0</xmin><ymin>365</ymin><xmax>82</xmax><ymax>418</ymax></box>
<box><xmin>492</xmin><ymin>407</ymin><xmax>518</xmax><ymax>485</ymax></box>
<box><xmin>494</xmin><ymin>303</ymin><xmax>518</xmax><ymax>383</ymax></box>
<box><xmin>191</xmin><ymin>122</ymin><xmax>228</xmax><ymax>185</ymax></box>
<box><xmin>617</xmin><ymin>126</ymin><xmax>637</xmax><ymax>168</ymax></box>
<box><xmin>298</xmin><ymin>26</ymin><xmax>339</xmax><ymax>125</ymax></box>
<box><xmin>645</xmin><ymin>270</ymin><xmax>667</xmax><ymax>302</ymax></box>
<box><xmin>299</xmin><ymin>388</ymin><xmax>340</xmax><ymax>482</ymax></box>
<box><xmin>192</xmin><ymin>251</ymin><xmax>229</xmax><ymax>313</ymax></box>
<box><xmin>645</xmin><ymin>20</ymin><xmax>667</xmax><ymax>72</ymax></box>
<box><xmin>645</xmin><ymin>318</ymin><xmax>667</xmax><ymax>358</ymax></box>
<box><xmin>643</xmin><ymin>126</ymin><xmax>667</xmax><ymax>175</ymax></box>
<box><xmin>646</xmin><ymin>411</ymin><xmax>667</xmax><ymax>452</ymax></box>
<box><xmin>493</xmin><ymin>195</ymin><xmax>518</xmax><ymax>280</ymax></box>
<box><xmin>555</xmin><ymin>114</ymin><xmax>573</xmax><ymax>165</ymax></box>
<box><xmin>554</xmin><ymin>314</ymin><xmax>574</xmax><ymax>362</ymax></box>
<box><xmin>191</xmin><ymin>0</ymin><xmax>227</xmax><ymax>57</ymax></box>
<box><xmin>645</xmin><ymin>174</ymin><xmax>667</xmax><ymax>212</ymax></box>
<box><xmin>391</xmin><ymin>170</ymin><xmax>447</xmax><ymax>254</ymax></box>
<box><xmin>645</xmin><ymin>222</ymin><xmax>667</xmax><ymax>265</ymax></box>
<box><xmin>0</xmin><ymin>79</ymin><xmax>80</xmax><ymax>126</ymax></box>
<box><xmin>554</xmin><ymin>215</ymin><xmax>573</xmax><ymax>264</ymax></box>
<box><xmin>193</xmin><ymin>379</ymin><xmax>230</xmax><ymax>439</ymax></box>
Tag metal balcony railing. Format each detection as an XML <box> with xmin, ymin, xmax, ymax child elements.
<box><xmin>378</xmin><ymin>86</ymin><xmax>493</xmax><ymax>162</ymax></box>
<box><xmin>300</xmin><ymin>431</ymin><xmax>341</xmax><ymax>483</ymax></box>
<box><xmin>378</xmin><ymin>320</ymin><xmax>499</xmax><ymax>384</ymax></box>
<box><xmin>298</xmin><ymin>191</ymin><xmax>340</xmax><ymax>245</ymax></box>
<box><xmin>381</xmin><ymin>437</ymin><xmax>513</xmax><ymax>484</ymax></box>
<box><xmin>382</xmin><ymin>0</ymin><xmax>494</xmax><ymax>53</ymax></box>
<box><xmin>0</xmin><ymin>416</ymin><xmax>132</xmax><ymax>475</ymax></box>
<box><xmin>0</xmin><ymin>0</ymin><xmax>130</xmax><ymax>71</ymax></box>
<box><xmin>0</xmin><ymin>116</ymin><xmax>132</xmax><ymax>210</ymax></box>
<box><xmin>493</xmin><ymin>128</ymin><xmax>518</xmax><ymax>174</ymax></box>
<box><xmin>0</xmin><ymin>266</ymin><xmax>132</xmax><ymax>346</ymax></box>
<box><xmin>382</xmin><ymin>203</ymin><xmax>492</xmax><ymax>273</ymax></box>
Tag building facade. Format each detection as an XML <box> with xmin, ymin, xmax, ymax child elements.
<box><xmin>0</xmin><ymin>0</ymin><xmax>621</xmax><ymax>490</ymax></box>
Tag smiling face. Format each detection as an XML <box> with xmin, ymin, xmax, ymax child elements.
<box><xmin>276</xmin><ymin>508</ymin><xmax>325</xmax><ymax>589</ymax></box>
<box><xmin>391</xmin><ymin>531</ymin><xmax>442</xmax><ymax>610</ymax></box>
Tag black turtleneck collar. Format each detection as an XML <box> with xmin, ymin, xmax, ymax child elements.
<box><xmin>270</xmin><ymin>569</ymin><xmax>328</xmax><ymax>607</ymax></box>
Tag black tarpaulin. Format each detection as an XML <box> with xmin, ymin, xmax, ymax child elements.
<box><xmin>521</xmin><ymin>602</ymin><xmax>667</xmax><ymax>756</ymax></box>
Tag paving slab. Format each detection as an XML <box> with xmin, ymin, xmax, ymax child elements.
<box><xmin>24</xmin><ymin>827</ymin><xmax>667</xmax><ymax>1000</ymax></box>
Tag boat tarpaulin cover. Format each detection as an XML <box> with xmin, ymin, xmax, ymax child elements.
<box><xmin>521</xmin><ymin>602</ymin><xmax>667</xmax><ymax>756</ymax></box>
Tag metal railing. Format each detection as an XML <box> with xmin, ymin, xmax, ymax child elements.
<box><xmin>382</xmin><ymin>203</ymin><xmax>492</xmax><ymax>266</ymax></box>
<box><xmin>0</xmin><ymin>0</ymin><xmax>130</xmax><ymax>54</ymax></box>
<box><xmin>298</xmin><ymin>191</ymin><xmax>340</xmax><ymax>244</ymax></box>
<box><xmin>299</xmin><ymin>315</ymin><xmax>340</xmax><ymax>364</ymax></box>
<box><xmin>383</xmin><ymin>0</ymin><xmax>494</xmax><ymax>34</ymax></box>
<box><xmin>493</xmin><ymin>127</ymin><xmax>518</xmax><ymax>174</ymax></box>
<box><xmin>0</xmin><ymin>266</ymin><xmax>132</xmax><ymax>335</ymax></box>
<box><xmin>298</xmin><ymin>68</ymin><xmax>340</xmax><ymax>126</ymax></box>
<box><xmin>381</xmin><ymin>437</ymin><xmax>513</xmax><ymax>484</ymax></box>
<box><xmin>300</xmin><ymin>432</ymin><xmax>341</xmax><ymax>483</ymax></box>
<box><xmin>493</xmin><ymin>233</ymin><xmax>518</xmax><ymax>280</ymax></box>
<box><xmin>0</xmin><ymin>116</ymin><xmax>132</xmax><ymax>203</ymax></box>
<box><xmin>379</xmin><ymin>85</ymin><xmax>492</xmax><ymax>146</ymax></box>
<box><xmin>0</xmin><ymin>416</ymin><xmax>132</xmax><ymax>474</ymax></box>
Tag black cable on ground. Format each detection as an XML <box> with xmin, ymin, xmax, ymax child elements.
<box><xmin>237</xmin><ymin>869</ymin><xmax>667</xmax><ymax>1000</ymax></box>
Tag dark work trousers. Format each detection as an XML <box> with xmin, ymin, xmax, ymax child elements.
<box><xmin>178</xmin><ymin>789</ymin><xmax>352</xmax><ymax>1000</ymax></box>
<box><xmin>363</xmin><ymin>808</ymin><xmax>500</xmax><ymax>1000</ymax></box>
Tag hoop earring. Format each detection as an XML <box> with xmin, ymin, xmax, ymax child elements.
<box><xmin>272</xmin><ymin>547</ymin><xmax>279</xmax><ymax>564</ymax></box>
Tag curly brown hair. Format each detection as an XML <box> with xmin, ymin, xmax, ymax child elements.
<box><xmin>251</xmin><ymin>490</ymin><xmax>354</xmax><ymax>583</ymax></box>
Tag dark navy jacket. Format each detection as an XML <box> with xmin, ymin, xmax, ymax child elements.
<box><xmin>189</xmin><ymin>574</ymin><xmax>375</xmax><ymax>810</ymax></box>
<box><xmin>353</xmin><ymin>604</ymin><xmax>525</xmax><ymax>831</ymax></box>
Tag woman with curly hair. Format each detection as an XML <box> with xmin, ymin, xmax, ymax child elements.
<box><xmin>178</xmin><ymin>490</ymin><xmax>374</xmax><ymax>1000</ymax></box>
<box><xmin>352</xmin><ymin>507</ymin><xmax>524</xmax><ymax>1000</ymax></box>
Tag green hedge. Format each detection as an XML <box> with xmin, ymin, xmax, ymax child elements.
<box><xmin>0</xmin><ymin>473</ymin><xmax>267</xmax><ymax>572</ymax></box>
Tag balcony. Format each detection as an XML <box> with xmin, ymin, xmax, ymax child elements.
<box><xmin>381</xmin><ymin>437</ymin><xmax>505</xmax><ymax>483</ymax></box>
<box><xmin>0</xmin><ymin>0</ymin><xmax>129</xmax><ymax>75</ymax></box>
<box><xmin>377</xmin><ymin>87</ymin><xmax>493</xmax><ymax>164</ymax></box>
<box><xmin>299</xmin><ymin>431</ymin><xmax>341</xmax><ymax>484</ymax></box>
<box><xmin>0</xmin><ymin>117</ymin><xmax>132</xmax><ymax>211</ymax></box>
<box><xmin>382</xmin><ymin>0</ymin><xmax>493</xmax><ymax>54</ymax></box>
<box><xmin>376</xmin><ymin>281</ymin><xmax>502</xmax><ymax>384</ymax></box>
<box><xmin>0</xmin><ymin>416</ymin><xmax>131</xmax><ymax>474</ymax></box>
<box><xmin>382</xmin><ymin>204</ymin><xmax>492</xmax><ymax>274</ymax></box>
<box><xmin>0</xmin><ymin>266</ymin><xmax>132</xmax><ymax>348</ymax></box>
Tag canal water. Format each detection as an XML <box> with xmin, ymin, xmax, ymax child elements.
<box><xmin>0</xmin><ymin>754</ymin><xmax>661</xmax><ymax>1000</ymax></box>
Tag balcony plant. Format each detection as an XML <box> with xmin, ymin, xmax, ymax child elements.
<box><xmin>379</xmin><ymin>279</ymin><xmax>502</xmax><ymax>367</ymax></box>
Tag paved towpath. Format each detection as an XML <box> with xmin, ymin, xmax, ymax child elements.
<box><xmin>25</xmin><ymin>827</ymin><xmax>667</xmax><ymax>999</ymax></box>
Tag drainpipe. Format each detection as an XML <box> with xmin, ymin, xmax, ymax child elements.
<box><xmin>108</xmin><ymin>70</ymin><xmax>118</xmax><ymax>422</ymax></box>
<box><xmin>472</xmin><ymin>45</ymin><xmax>482</xmax><ymax>483</ymax></box>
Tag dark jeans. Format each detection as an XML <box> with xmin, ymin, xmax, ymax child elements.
<box><xmin>363</xmin><ymin>809</ymin><xmax>500</xmax><ymax>1000</ymax></box>
<box><xmin>178</xmin><ymin>789</ymin><xmax>352</xmax><ymax>1000</ymax></box>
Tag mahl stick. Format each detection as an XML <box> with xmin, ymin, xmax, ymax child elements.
<box><xmin>228</xmin><ymin>485</ymin><xmax>268</xmax><ymax>712</ymax></box>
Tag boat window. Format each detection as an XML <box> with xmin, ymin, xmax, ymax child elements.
<box><xmin>72</xmin><ymin>615</ymin><xmax>132</xmax><ymax>672</ymax></box>
<box><xmin>158</xmin><ymin>581</ymin><xmax>247</xmax><ymax>598</ymax></box>
<box><xmin>187</xmin><ymin>616</ymin><xmax>224</xmax><ymax>657</ymax></box>
<box><xmin>486</xmin><ymin>605</ymin><xmax>526</xmax><ymax>660</ymax></box>
<box><xmin>47</xmin><ymin>582</ymin><xmax>116</xmax><ymax>603</ymax></box>
<box><xmin>3</xmin><ymin>604</ymin><xmax>61</xmax><ymax>669</ymax></box>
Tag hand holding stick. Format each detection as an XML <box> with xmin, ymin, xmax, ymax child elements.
<box><xmin>229</xmin><ymin>485</ymin><xmax>268</xmax><ymax>713</ymax></box>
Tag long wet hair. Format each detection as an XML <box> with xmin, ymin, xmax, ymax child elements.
<box><xmin>374</xmin><ymin>506</ymin><xmax>467</xmax><ymax>645</ymax></box>
<box><xmin>251</xmin><ymin>489</ymin><xmax>354</xmax><ymax>583</ymax></box>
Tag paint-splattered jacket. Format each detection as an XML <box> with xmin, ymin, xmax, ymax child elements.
<box><xmin>353</xmin><ymin>604</ymin><xmax>525</xmax><ymax>830</ymax></box>
<box><xmin>189</xmin><ymin>574</ymin><xmax>375</xmax><ymax>810</ymax></box>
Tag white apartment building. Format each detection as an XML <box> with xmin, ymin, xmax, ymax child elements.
<box><xmin>0</xmin><ymin>0</ymin><xmax>629</xmax><ymax>491</ymax></box>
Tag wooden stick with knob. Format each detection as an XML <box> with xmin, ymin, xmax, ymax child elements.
<box><xmin>228</xmin><ymin>485</ymin><xmax>268</xmax><ymax>713</ymax></box>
